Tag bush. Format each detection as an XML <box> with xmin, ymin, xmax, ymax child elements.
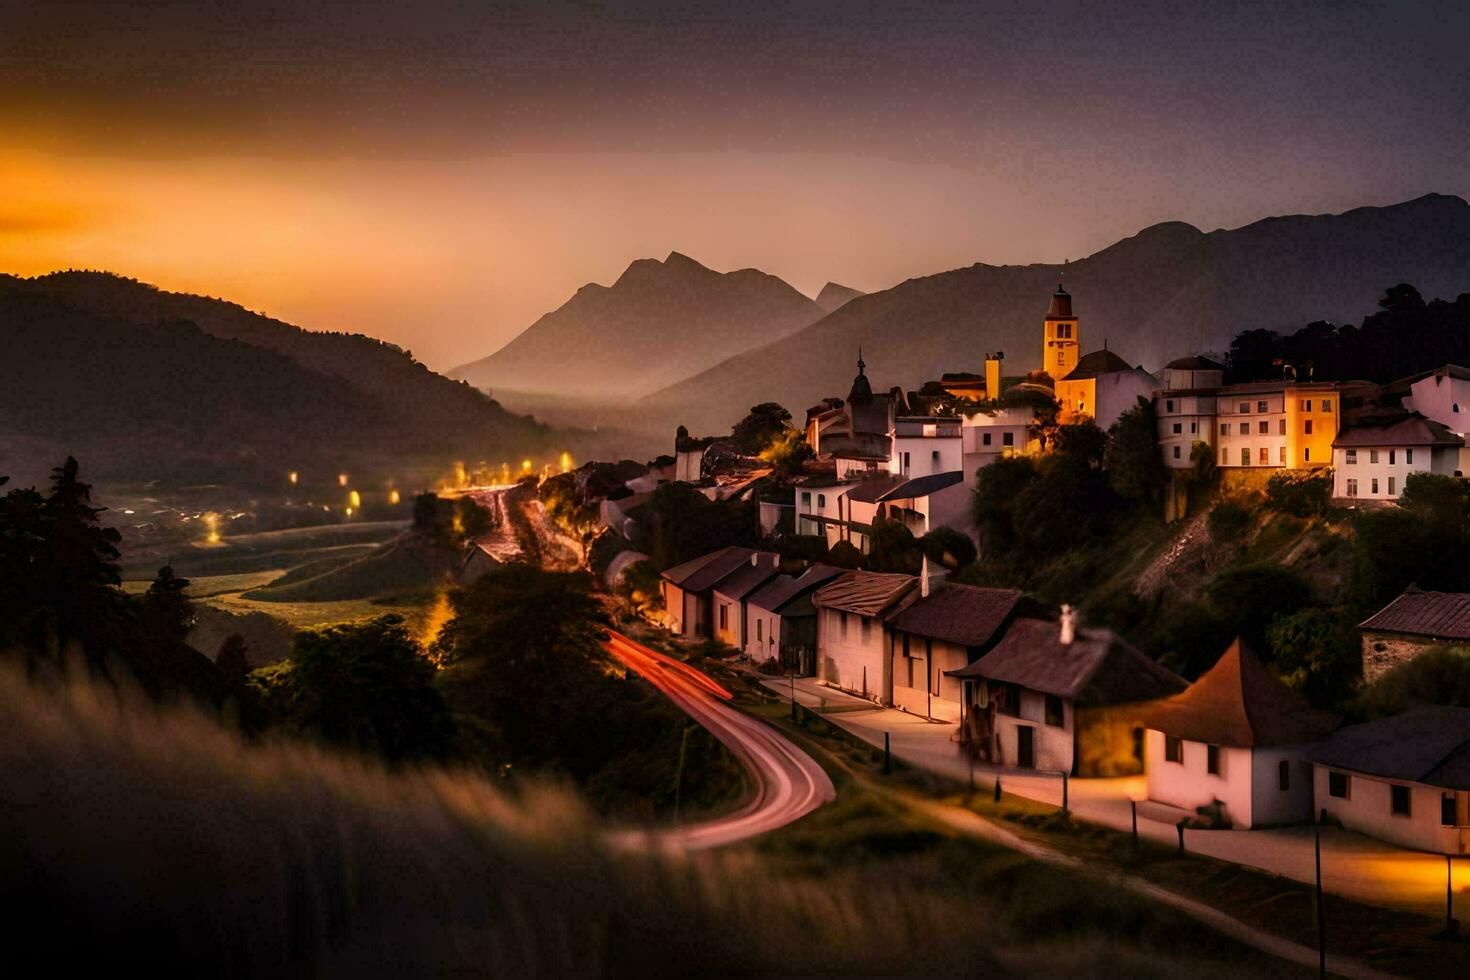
<box><xmin>1353</xmin><ymin>645</ymin><xmax>1470</xmax><ymax>719</ymax></box>
<box><xmin>921</xmin><ymin>526</ymin><xmax>978</xmax><ymax>569</ymax></box>
<box><xmin>1204</xmin><ymin>563</ymin><xmax>1312</xmax><ymax>653</ymax></box>
<box><xmin>1265</xmin><ymin>606</ymin><xmax>1361</xmax><ymax>705</ymax></box>
<box><xmin>1206</xmin><ymin>499</ymin><xmax>1252</xmax><ymax>544</ymax></box>
<box><xmin>1264</xmin><ymin>470</ymin><xmax>1330</xmax><ymax>517</ymax></box>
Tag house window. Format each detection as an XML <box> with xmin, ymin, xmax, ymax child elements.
<box><xmin>756</xmin><ymin>620</ymin><xmax>762</xmax><ymax>642</ymax></box>
<box><xmin>1346</xmin><ymin>449</ymin><xmax>1357</xmax><ymax>465</ymax></box>
<box><xmin>1278</xmin><ymin>418</ymin><xmax>1287</xmax><ymax>435</ymax></box>
<box><xmin>1207</xmin><ymin>744</ymin><xmax>1221</xmax><ymax>775</ymax></box>
<box><xmin>1370</xmin><ymin>450</ymin><xmax>1379</xmax><ymax>464</ymax></box>
<box><xmin>840</xmin><ymin>611</ymin><xmax>849</xmax><ymax>640</ymax></box>
<box><xmin>1238</xmin><ymin>402</ymin><xmax>1250</xmax><ymax>414</ymax></box>
<box><xmin>1173</xmin><ymin>422</ymin><xmax>1182</xmax><ymax>434</ymax></box>
<box><xmin>1456</xmin><ymin>403</ymin><xmax>1462</xmax><ymax>413</ymax></box>
<box><xmin>1279</xmin><ymin>759</ymin><xmax>1290</xmax><ymax>791</ymax></box>
<box><xmin>719</xmin><ymin>605</ymin><xmax>728</xmax><ymax>630</ymax></box>
<box><xmin>801</xmin><ymin>491</ymin><xmax>812</xmax><ymax>506</ymax></box>
<box><xmin>993</xmin><ymin>682</ymin><xmax>1021</xmax><ymax>717</ymax></box>
<box><xmin>1444</xmin><ymin>794</ymin><xmax>1459</xmax><ymax>827</ymax></box>
<box><xmin>1190</xmin><ymin>422</ymin><xmax>1197</xmax><ymax>434</ymax></box>
<box><xmin>1304</xmin><ymin>420</ymin><xmax>1313</xmax><ymax>435</ymax></box>
<box><xmin>1164</xmin><ymin>735</ymin><xmax>1183</xmax><ymax>763</ymax></box>
<box><xmin>1241</xmin><ymin>448</ymin><xmax>1250</xmax><ymax>466</ymax></box>
<box><xmin>1388</xmin><ymin>477</ymin><xmax>1396</xmax><ymax>496</ymax></box>
<box><xmin>1003</xmin><ymin>432</ymin><xmax>1015</xmax><ymax>447</ymax></box>
<box><xmin>1258</xmin><ymin>421</ymin><xmax>1268</xmax><ymax>435</ymax></box>
<box><xmin>1388</xmin><ymin>450</ymin><xmax>1395</xmax><ymax>465</ymax></box>
<box><xmin>817</xmin><ymin>493</ymin><xmax>826</xmax><ymax>508</ymax></box>
<box><xmin>1371</xmin><ymin>478</ymin><xmax>1379</xmax><ymax>494</ymax></box>
<box><xmin>1044</xmin><ymin>694</ymin><xmax>1064</xmax><ymax>727</ymax></box>
<box><xmin>1221</xmin><ymin>449</ymin><xmax>1228</xmax><ymax>464</ymax></box>
<box><xmin>1166</xmin><ymin>399</ymin><xmax>1175</xmax><ymax>412</ymax></box>
<box><xmin>1346</xmin><ymin>478</ymin><xmax>1358</xmax><ymax>497</ymax></box>
<box><xmin>983</xmin><ymin>432</ymin><xmax>992</xmax><ymax>446</ymax></box>
<box><xmin>1300</xmin><ymin>399</ymin><xmax>1309</xmax><ymax>411</ymax></box>
<box><xmin>1328</xmin><ymin>771</ymin><xmax>1350</xmax><ymax>799</ymax></box>
<box><xmin>1406</xmin><ymin>449</ymin><xmax>1414</xmax><ymax>464</ymax></box>
<box><xmin>1259</xmin><ymin>447</ymin><xmax>1269</xmax><ymax>465</ymax></box>
<box><xmin>1390</xmin><ymin>784</ymin><xmax>1411</xmax><ymax>817</ymax></box>
<box><xmin>931</xmin><ymin>450</ymin><xmax>940</xmax><ymax>462</ymax></box>
<box><xmin>1173</xmin><ymin>445</ymin><xmax>1181</xmax><ymax>460</ymax></box>
<box><xmin>1257</xmin><ymin>400</ymin><xmax>1268</xmax><ymax>413</ymax></box>
<box><xmin>1220</xmin><ymin>423</ymin><xmax>1230</xmax><ymax>436</ymax></box>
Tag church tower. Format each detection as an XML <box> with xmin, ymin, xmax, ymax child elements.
<box><xmin>1042</xmin><ymin>283</ymin><xmax>1079</xmax><ymax>380</ymax></box>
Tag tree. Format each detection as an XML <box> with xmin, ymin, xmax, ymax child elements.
<box><xmin>141</xmin><ymin>565</ymin><xmax>194</xmax><ymax>640</ymax></box>
<box><xmin>1104</xmin><ymin>397</ymin><xmax>1166</xmax><ymax>502</ymax></box>
<box><xmin>267</xmin><ymin>615</ymin><xmax>452</xmax><ymax>763</ymax></box>
<box><xmin>921</xmin><ymin>526</ymin><xmax>978</xmax><ymax>569</ymax></box>
<box><xmin>1400</xmin><ymin>472</ymin><xmax>1470</xmax><ymax>538</ymax></box>
<box><xmin>759</xmin><ymin>428</ymin><xmax>814</xmax><ymax>478</ymax></box>
<box><xmin>1187</xmin><ymin>440</ymin><xmax>1218</xmax><ymax>488</ymax></box>
<box><xmin>1204</xmin><ymin>564</ymin><xmax>1311</xmax><ymax>653</ymax></box>
<box><xmin>732</xmin><ymin>402</ymin><xmax>793</xmax><ymax>453</ymax></box>
<box><xmin>1264</xmin><ymin>470</ymin><xmax>1331</xmax><ymax>518</ymax></box>
<box><xmin>971</xmin><ymin>456</ymin><xmax>1038</xmax><ymax>557</ymax></box>
<box><xmin>1265</xmin><ymin>607</ymin><xmax>1361</xmax><ymax>705</ymax></box>
<box><xmin>867</xmin><ymin>518</ymin><xmax>922</xmax><ymax>574</ymax></box>
<box><xmin>214</xmin><ymin>633</ymin><xmax>252</xmax><ymax>683</ymax></box>
<box><xmin>1052</xmin><ymin>422</ymin><xmax>1107</xmax><ymax>470</ymax></box>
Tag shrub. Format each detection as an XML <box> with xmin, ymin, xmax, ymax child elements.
<box><xmin>1265</xmin><ymin>606</ymin><xmax>1361</xmax><ymax>705</ymax></box>
<box><xmin>1263</xmin><ymin>470</ymin><xmax>1330</xmax><ymax>518</ymax></box>
<box><xmin>1204</xmin><ymin>563</ymin><xmax>1312</xmax><ymax>653</ymax></box>
<box><xmin>1353</xmin><ymin>645</ymin><xmax>1470</xmax><ymax>719</ymax></box>
<box><xmin>1206</xmin><ymin>499</ymin><xmax>1252</xmax><ymax>544</ymax></box>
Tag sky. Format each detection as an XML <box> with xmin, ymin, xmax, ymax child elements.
<box><xmin>1</xmin><ymin>0</ymin><xmax>1466</xmax><ymax>369</ymax></box>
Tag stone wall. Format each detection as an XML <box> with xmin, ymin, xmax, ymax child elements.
<box><xmin>1360</xmin><ymin>631</ymin><xmax>1433</xmax><ymax>683</ymax></box>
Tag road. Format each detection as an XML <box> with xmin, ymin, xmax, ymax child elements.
<box><xmin>461</xmin><ymin>482</ymin><xmax>582</xmax><ymax>570</ymax></box>
<box><xmin>604</xmin><ymin>630</ymin><xmax>835</xmax><ymax>850</ymax></box>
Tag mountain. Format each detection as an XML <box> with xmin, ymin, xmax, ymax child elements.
<box><xmin>644</xmin><ymin>194</ymin><xmax>1470</xmax><ymax>434</ymax></box>
<box><xmin>0</xmin><ymin>273</ymin><xmax>551</xmax><ymax>485</ymax></box>
<box><xmin>814</xmin><ymin>282</ymin><xmax>865</xmax><ymax>312</ymax></box>
<box><xmin>451</xmin><ymin>252</ymin><xmax>826</xmax><ymax>402</ymax></box>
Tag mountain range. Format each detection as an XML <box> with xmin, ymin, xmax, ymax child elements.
<box><xmin>450</xmin><ymin>251</ymin><xmax>827</xmax><ymax>402</ymax></box>
<box><xmin>0</xmin><ymin>272</ymin><xmax>551</xmax><ymax>486</ymax></box>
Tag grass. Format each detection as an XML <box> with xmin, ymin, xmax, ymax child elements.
<box><xmin>0</xmin><ymin>665</ymin><xmax>1285</xmax><ymax>977</ymax></box>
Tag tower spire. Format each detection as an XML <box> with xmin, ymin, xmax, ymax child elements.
<box><xmin>857</xmin><ymin>344</ymin><xmax>866</xmax><ymax>376</ymax></box>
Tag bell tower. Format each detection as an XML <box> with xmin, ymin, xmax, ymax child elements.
<box><xmin>1043</xmin><ymin>282</ymin><xmax>1079</xmax><ymax>380</ymax></box>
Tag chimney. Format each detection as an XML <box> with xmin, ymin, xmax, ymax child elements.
<box><xmin>1059</xmin><ymin>604</ymin><xmax>1078</xmax><ymax>645</ymax></box>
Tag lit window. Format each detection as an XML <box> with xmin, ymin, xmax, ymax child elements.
<box><xmin>1280</xmin><ymin>446</ymin><xmax>1286</xmax><ymax>463</ymax></box>
<box><xmin>1259</xmin><ymin>447</ymin><xmax>1269</xmax><ymax>464</ymax></box>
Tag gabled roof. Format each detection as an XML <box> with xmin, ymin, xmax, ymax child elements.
<box><xmin>846</xmin><ymin>470</ymin><xmax>964</xmax><ymax>504</ymax></box>
<box><xmin>1359</xmin><ymin>588</ymin><xmax>1470</xmax><ymax>640</ymax></box>
<box><xmin>887</xmin><ymin>583</ymin><xmax>1023</xmax><ymax>648</ymax></box>
<box><xmin>1134</xmin><ymin>639</ymin><xmax>1338</xmax><ymax>748</ymax></box>
<box><xmin>1311</xmin><ymin>707</ymin><xmax>1470</xmax><ymax>789</ymax></box>
<box><xmin>1332</xmin><ymin>412</ymin><xmax>1463</xmax><ymax>449</ymax></box>
<box><xmin>659</xmin><ymin>545</ymin><xmax>755</xmax><ymax>592</ymax></box>
<box><xmin>950</xmin><ymin>618</ymin><xmax>1186</xmax><ymax>707</ymax></box>
<box><xmin>813</xmin><ymin>570</ymin><xmax>916</xmax><ymax>617</ymax></box>
<box><xmin>1059</xmin><ymin>348</ymin><xmax>1134</xmax><ymax>381</ymax></box>
<box><xmin>748</xmin><ymin>563</ymin><xmax>845</xmax><ymax>614</ymax></box>
<box><xmin>711</xmin><ymin>553</ymin><xmax>781</xmax><ymax>600</ymax></box>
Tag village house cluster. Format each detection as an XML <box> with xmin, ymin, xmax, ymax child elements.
<box><xmin>643</xmin><ymin>282</ymin><xmax>1470</xmax><ymax>859</ymax></box>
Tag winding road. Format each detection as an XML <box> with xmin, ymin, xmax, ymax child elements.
<box><xmin>603</xmin><ymin>629</ymin><xmax>835</xmax><ymax>850</ymax></box>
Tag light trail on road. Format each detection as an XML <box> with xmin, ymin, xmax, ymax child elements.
<box><xmin>603</xmin><ymin>630</ymin><xmax>834</xmax><ymax>850</ymax></box>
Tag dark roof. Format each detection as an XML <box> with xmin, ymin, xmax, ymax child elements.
<box><xmin>1046</xmin><ymin>284</ymin><xmax>1073</xmax><ymax>319</ymax></box>
<box><xmin>951</xmin><ymin>618</ymin><xmax>1186</xmax><ymax>707</ymax></box>
<box><xmin>1165</xmin><ymin>355</ymin><xmax>1226</xmax><ymax>371</ymax></box>
<box><xmin>748</xmin><ymin>563</ymin><xmax>845</xmax><ymax>614</ymax></box>
<box><xmin>813</xmin><ymin>570</ymin><xmax>916</xmax><ymax>617</ymax></box>
<box><xmin>887</xmin><ymin>583</ymin><xmax>1023</xmax><ymax>647</ymax></box>
<box><xmin>711</xmin><ymin>553</ymin><xmax>782</xmax><ymax>600</ymax></box>
<box><xmin>1311</xmin><ymin>707</ymin><xmax>1470</xmax><ymax>789</ymax></box>
<box><xmin>1133</xmin><ymin>639</ymin><xmax>1339</xmax><ymax>748</ymax></box>
<box><xmin>1360</xmin><ymin>588</ymin><xmax>1470</xmax><ymax>640</ymax></box>
<box><xmin>660</xmin><ymin>545</ymin><xmax>754</xmax><ymax>592</ymax></box>
<box><xmin>941</xmin><ymin>371</ymin><xmax>983</xmax><ymax>383</ymax></box>
<box><xmin>1332</xmin><ymin>412</ymin><xmax>1463</xmax><ymax>449</ymax></box>
<box><xmin>846</xmin><ymin>470</ymin><xmax>964</xmax><ymax>504</ymax></box>
<box><xmin>1060</xmin><ymin>348</ymin><xmax>1132</xmax><ymax>381</ymax></box>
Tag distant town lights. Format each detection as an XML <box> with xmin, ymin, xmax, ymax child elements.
<box><xmin>521</xmin><ymin>459</ymin><xmax>533</xmax><ymax>471</ymax></box>
<box><xmin>559</xmin><ymin>451</ymin><xmax>573</xmax><ymax>472</ymax></box>
<box><xmin>389</xmin><ymin>489</ymin><xmax>401</xmax><ymax>505</ymax></box>
<box><xmin>288</xmin><ymin>470</ymin><xmax>299</xmax><ymax>485</ymax></box>
<box><xmin>338</xmin><ymin>473</ymin><xmax>349</xmax><ymax>487</ymax></box>
<box><xmin>348</xmin><ymin>490</ymin><xmax>362</xmax><ymax>509</ymax></box>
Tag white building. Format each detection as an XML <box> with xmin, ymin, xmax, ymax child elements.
<box><xmin>843</xmin><ymin>471</ymin><xmax>967</xmax><ymax>546</ymax></box>
<box><xmin>1312</xmin><ymin>707</ymin><xmax>1470</xmax><ymax>854</ymax></box>
<box><xmin>659</xmin><ymin>546</ymin><xmax>762</xmax><ymax>637</ymax></box>
<box><xmin>1402</xmin><ymin>364</ymin><xmax>1470</xmax><ymax>437</ymax></box>
<box><xmin>812</xmin><ymin>571</ymin><xmax>916</xmax><ymax>701</ymax></box>
<box><xmin>744</xmin><ymin>564</ymin><xmax>845</xmax><ymax>672</ymax></box>
<box><xmin>1138</xmin><ymin>639</ymin><xmax>1337</xmax><ymax>829</ymax></box>
<box><xmin>1155</xmin><ymin>356</ymin><xmax>1224</xmax><ymax>468</ymax></box>
<box><xmin>960</xmin><ymin>405</ymin><xmax>1037</xmax><ymax>481</ymax></box>
<box><xmin>951</xmin><ymin>610</ymin><xmax>1186</xmax><ymax>776</ymax></box>
<box><xmin>709</xmin><ymin>552</ymin><xmax>781</xmax><ymax>649</ymax></box>
<box><xmin>890</xmin><ymin>416</ymin><xmax>963</xmax><ymax>478</ymax></box>
<box><xmin>1331</xmin><ymin>412</ymin><xmax>1466</xmax><ymax>503</ymax></box>
<box><xmin>793</xmin><ymin>476</ymin><xmax>859</xmax><ymax>545</ymax></box>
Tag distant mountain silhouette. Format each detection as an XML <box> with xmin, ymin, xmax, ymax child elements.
<box><xmin>814</xmin><ymin>282</ymin><xmax>865</xmax><ymax>312</ymax></box>
<box><xmin>644</xmin><ymin>194</ymin><xmax>1470</xmax><ymax>434</ymax></box>
<box><xmin>451</xmin><ymin>252</ymin><xmax>825</xmax><ymax>402</ymax></box>
<box><xmin>0</xmin><ymin>274</ymin><xmax>550</xmax><ymax>485</ymax></box>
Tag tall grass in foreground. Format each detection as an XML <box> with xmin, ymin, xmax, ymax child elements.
<box><xmin>0</xmin><ymin>668</ymin><xmax>1259</xmax><ymax>977</ymax></box>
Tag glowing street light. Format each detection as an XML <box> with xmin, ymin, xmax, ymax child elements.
<box><xmin>389</xmin><ymin>489</ymin><xmax>401</xmax><ymax>505</ymax></box>
<box><xmin>338</xmin><ymin>473</ymin><xmax>349</xmax><ymax>487</ymax></box>
<box><xmin>559</xmin><ymin>451</ymin><xmax>573</xmax><ymax>473</ymax></box>
<box><xmin>288</xmin><ymin>470</ymin><xmax>299</xmax><ymax>486</ymax></box>
<box><xmin>521</xmin><ymin>459</ymin><xmax>533</xmax><ymax>472</ymax></box>
<box><xmin>348</xmin><ymin>490</ymin><xmax>362</xmax><ymax>510</ymax></box>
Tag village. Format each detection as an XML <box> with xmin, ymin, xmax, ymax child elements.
<box><xmin>540</xmin><ymin>282</ymin><xmax>1470</xmax><ymax>915</ymax></box>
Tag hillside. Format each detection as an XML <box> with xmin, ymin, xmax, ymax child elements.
<box><xmin>0</xmin><ymin>277</ymin><xmax>549</xmax><ymax>485</ymax></box>
<box><xmin>645</xmin><ymin>194</ymin><xmax>1470</xmax><ymax>434</ymax></box>
<box><xmin>451</xmin><ymin>251</ymin><xmax>826</xmax><ymax>402</ymax></box>
<box><xmin>814</xmin><ymin>281</ymin><xmax>865</xmax><ymax>312</ymax></box>
<box><xmin>12</xmin><ymin>270</ymin><xmax>550</xmax><ymax>462</ymax></box>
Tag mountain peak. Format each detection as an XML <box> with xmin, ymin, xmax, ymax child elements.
<box><xmin>663</xmin><ymin>250</ymin><xmax>708</xmax><ymax>271</ymax></box>
<box><xmin>815</xmin><ymin>282</ymin><xmax>866</xmax><ymax>313</ymax></box>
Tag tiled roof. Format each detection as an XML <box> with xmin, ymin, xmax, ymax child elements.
<box><xmin>660</xmin><ymin>545</ymin><xmax>754</xmax><ymax>592</ymax></box>
<box><xmin>951</xmin><ymin>618</ymin><xmax>1186</xmax><ymax>707</ymax></box>
<box><xmin>1332</xmin><ymin>412</ymin><xmax>1463</xmax><ymax>449</ymax></box>
<box><xmin>711</xmin><ymin>553</ymin><xmax>781</xmax><ymax>600</ymax></box>
<box><xmin>1311</xmin><ymin>707</ymin><xmax>1470</xmax><ymax>789</ymax></box>
<box><xmin>887</xmin><ymin>583</ymin><xmax>1023</xmax><ymax>647</ymax></box>
<box><xmin>1360</xmin><ymin>588</ymin><xmax>1470</xmax><ymax>639</ymax></box>
<box><xmin>813</xmin><ymin>570</ymin><xmax>916</xmax><ymax>617</ymax></box>
<box><xmin>1133</xmin><ymin>639</ymin><xmax>1338</xmax><ymax>748</ymax></box>
<box><xmin>847</xmin><ymin>470</ymin><xmax>964</xmax><ymax>504</ymax></box>
<box><xmin>747</xmin><ymin>564</ymin><xmax>845</xmax><ymax>614</ymax></box>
